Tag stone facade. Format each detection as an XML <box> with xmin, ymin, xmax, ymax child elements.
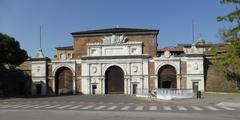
<box><xmin>28</xmin><ymin>28</ymin><xmax>206</xmax><ymax>95</ymax></box>
<box><xmin>53</xmin><ymin>46</ymin><xmax>74</xmax><ymax>60</ymax></box>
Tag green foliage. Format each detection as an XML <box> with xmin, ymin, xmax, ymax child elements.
<box><xmin>223</xmin><ymin>89</ymin><xmax>240</xmax><ymax>93</ymax></box>
<box><xmin>217</xmin><ymin>0</ymin><xmax>240</xmax><ymax>65</ymax></box>
<box><xmin>220</xmin><ymin>0</ymin><xmax>240</xmax><ymax>4</ymax></box>
<box><xmin>212</xmin><ymin>0</ymin><xmax>240</xmax><ymax>89</ymax></box>
<box><xmin>218</xmin><ymin>0</ymin><xmax>240</xmax><ymax>41</ymax></box>
<box><xmin>0</xmin><ymin>66</ymin><xmax>32</xmax><ymax>97</ymax></box>
<box><xmin>0</xmin><ymin>33</ymin><xmax>30</xmax><ymax>97</ymax></box>
<box><xmin>211</xmin><ymin>89</ymin><xmax>240</xmax><ymax>93</ymax></box>
<box><xmin>0</xmin><ymin>33</ymin><xmax>28</xmax><ymax>66</ymax></box>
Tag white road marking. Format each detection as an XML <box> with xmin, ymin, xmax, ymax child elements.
<box><xmin>107</xmin><ymin>106</ymin><xmax>118</xmax><ymax>110</ymax></box>
<box><xmin>149</xmin><ymin>106</ymin><xmax>157</xmax><ymax>111</ymax></box>
<box><xmin>135</xmin><ymin>106</ymin><xmax>144</xmax><ymax>110</ymax></box>
<box><xmin>0</xmin><ymin>105</ymin><xmax>16</xmax><ymax>108</ymax></box>
<box><xmin>205</xmin><ymin>106</ymin><xmax>219</xmax><ymax>111</ymax></box>
<box><xmin>219</xmin><ymin>106</ymin><xmax>235</xmax><ymax>111</ymax></box>
<box><xmin>22</xmin><ymin>104</ymin><xmax>40</xmax><ymax>108</ymax></box>
<box><xmin>98</xmin><ymin>102</ymin><xmax>104</xmax><ymax>104</ymax></box>
<box><xmin>27</xmin><ymin>104</ymin><xmax>42</xmax><ymax>108</ymax></box>
<box><xmin>191</xmin><ymin>106</ymin><xmax>203</xmax><ymax>111</ymax></box>
<box><xmin>45</xmin><ymin>105</ymin><xmax>61</xmax><ymax>109</ymax></box>
<box><xmin>68</xmin><ymin>105</ymin><xmax>83</xmax><ymax>109</ymax></box>
<box><xmin>81</xmin><ymin>105</ymin><xmax>94</xmax><ymax>110</ymax></box>
<box><xmin>21</xmin><ymin>104</ymin><xmax>33</xmax><ymax>108</ymax></box>
<box><xmin>121</xmin><ymin>106</ymin><xmax>131</xmax><ymax>110</ymax></box>
<box><xmin>0</xmin><ymin>105</ymin><xmax>11</xmax><ymax>108</ymax></box>
<box><xmin>34</xmin><ymin>105</ymin><xmax>50</xmax><ymax>108</ymax></box>
<box><xmin>177</xmin><ymin>106</ymin><xmax>188</xmax><ymax>111</ymax></box>
<box><xmin>12</xmin><ymin>104</ymin><xmax>29</xmax><ymax>108</ymax></box>
<box><xmin>163</xmin><ymin>106</ymin><xmax>172</xmax><ymax>110</ymax></box>
<box><xmin>94</xmin><ymin>105</ymin><xmax>106</xmax><ymax>110</ymax></box>
<box><xmin>57</xmin><ymin>105</ymin><xmax>72</xmax><ymax>109</ymax></box>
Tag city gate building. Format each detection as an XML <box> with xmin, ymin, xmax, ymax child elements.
<box><xmin>28</xmin><ymin>28</ymin><xmax>206</xmax><ymax>95</ymax></box>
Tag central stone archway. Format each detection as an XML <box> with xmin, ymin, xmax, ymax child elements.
<box><xmin>55</xmin><ymin>67</ymin><xmax>73</xmax><ymax>95</ymax></box>
<box><xmin>158</xmin><ymin>65</ymin><xmax>177</xmax><ymax>88</ymax></box>
<box><xmin>105</xmin><ymin>66</ymin><xmax>124</xmax><ymax>94</ymax></box>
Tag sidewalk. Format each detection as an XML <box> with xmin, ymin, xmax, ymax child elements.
<box><xmin>0</xmin><ymin>93</ymin><xmax>239</xmax><ymax>107</ymax></box>
<box><xmin>142</xmin><ymin>92</ymin><xmax>240</xmax><ymax>106</ymax></box>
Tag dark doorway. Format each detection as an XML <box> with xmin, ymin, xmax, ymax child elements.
<box><xmin>162</xmin><ymin>81</ymin><xmax>171</xmax><ymax>88</ymax></box>
<box><xmin>55</xmin><ymin>67</ymin><xmax>73</xmax><ymax>95</ymax></box>
<box><xmin>132</xmin><ymin>84</ymin><xmax>137</xmax><ymax>94</ymax></box>
<box><xmin>158</xmin><ymin>65</ymin><xmax>177</xmax><ymax>88</ymax></box>
<box><xmin>192</xmin><ymin>82</ymin><xmax>199</xmax><ymax>92</ymax></box>
<box><xmin>92</xmin><ymin>85</ymin><xmax>97</xmax><ymax>95</ymax></box>
<box><xmin>105</xmin><ymin>66</ymin><xmax>124</xmax><ymax>94</ymax></box>
<box><xmin>36</xmin><ymin>84</ymin><xmax>42</xmax><ymax>95</ymax></box>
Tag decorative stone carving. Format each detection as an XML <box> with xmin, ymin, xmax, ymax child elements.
<box><xmin>34</xmin><ymin>48</ymin><xmax>44</xmax><ymax>58</ymax></box>
<box><xmin>164</xmin><ymin>50</ymin><xmax>171</xmax><ymax>58</ymax></box>
<box><xmin>131</xmin><ymin>48</ymin><xmax>137</xmax><ymax>54</ymax></box>
<box><xmin>193</xmin><ymin>63</ymin><xmax>198</xmax><ymax>70</ymax></box>
<box><xmin>60</xmin><ymin>54</ymin><xmax>67</xmax><ymax>60</ymax></box>
<box><xmin>37</xmin><ymin>66</ymin><xmax>41</xmax><ymax>72</ymax></box>
<box><xmin>92</xmin><ymin>67</ymin><xmax>97</xmax><ymax>73</ymax></box>
<box><xmin>101</xmin><ymin>34</ymin><xmax>127</xmax><ymax>44</ymax></box>
<box><xmin>132</xmin><ymin>65</ymin><xmax>138</xmax><ymax>73</ymax></box>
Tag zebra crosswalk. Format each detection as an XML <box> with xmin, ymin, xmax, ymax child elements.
<box><xmin>0</xmin><ymin>104</ymin><xmax>238</xmax><ymax>112</ymax></box>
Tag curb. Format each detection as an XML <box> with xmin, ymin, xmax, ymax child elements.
<box><xmin>205</xmin><ymin>92</ymin><xmax>240</xmax><ymax>95</ymax></box>
<box><xmin>216</xmin><ymin>102</ymin><xmax>240</xmax><ymax>108</ymax></box>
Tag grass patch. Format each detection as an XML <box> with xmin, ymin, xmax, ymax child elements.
<box><xmin>222</xmin><ymin>89</ymin><xmax>240</xmax><ymax>93</ymax></box>
<box><xmin>210</xmin><ymin>89</ymin><xmax>240</xmax><ymax>94</ymax></box>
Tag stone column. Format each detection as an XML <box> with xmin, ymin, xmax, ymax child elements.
<box><xmin>177</xmin><ymin>74</ymin><xmax>181</xmax><ymax>89</ymax></box>
<box><xmin>102</xmin><ymin>78</ymin><xmax>104</xmax><ymax>95</ymax></box>
<box><xmin>124</xmin><ymin>78</ymin><xmax>128</xmax><ymax>94</ymax></box>
<box><xmin>52</xmin><ymin>77</ymin><xmax>55</xmax><ymax>94</ymax></box>
<box><xmin>73</xmin><ymin>76</ymin><xmax>76</xmax><ymax>94</ymax></box>
<box><xmin>100</xmin><ymin>78</ymin><xmax>104</xmax><ymax>94</ymax></box>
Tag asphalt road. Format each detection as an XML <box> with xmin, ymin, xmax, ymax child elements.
<box><xmin>0</xmin><ymin>109</ymin><xmax>239</xmax><ymax>120</ymax></box>
<box><xmin>0</xmin><ymin>94</ymin><xmax>240</xmax><ymax>120</ymax></box>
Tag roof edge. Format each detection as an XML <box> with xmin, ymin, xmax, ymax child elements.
<box><xmin>71</xmin><ymin>27</ymin><xmax>159</xmax><ymax>36</ymax></box>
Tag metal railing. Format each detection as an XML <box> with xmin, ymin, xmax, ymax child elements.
<box><xmin>136</xmin><ymin>88</ymin><xmax>195</xmax><ymax>100</ymax></box>
<box><xmin>135</xmin><ymin>88</ymin><xmax>151</xmax><ymax>97</ymax></box>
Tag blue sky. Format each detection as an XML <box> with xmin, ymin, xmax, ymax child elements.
<box><xmin>0</xmin><ymin>0</ymin><xmax>236</xmax><ymax>58</ymax></box>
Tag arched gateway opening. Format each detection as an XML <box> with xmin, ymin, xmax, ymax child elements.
<box><xmin>55</xmin><ymin>67</ymin><xmax>73</xmax><ymax>95</ymax></box>
<box><xmin>158</xmin><ymin>65</ymin><xmax>177</xmax><ymax>88</ymax></box>
<box><xmin>105</xmin><ymin>66</ymin><xmax>124</xmax><ymax>94</ymax></box>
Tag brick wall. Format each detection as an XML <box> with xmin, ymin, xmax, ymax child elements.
<box><xmin>19</xmin><ymin>60</ymin><xmax>31</xmax><ymax>71</ymax></box>
<box><xmin>180</xmin><ymin>61</ymin><xmax>187</xmax><ymax>75</ymax></box>
<box><xmin>73</xmin><ymin>36</ymin><xmax>99</xmax><ymax>59</ymax></box>
<box><xmin>180</xmin><ymin>77</ymin><xmax>187</xmax><ymax>89</ymax></box>
<box><xmin>127</xmin><ymin>34</ymin><xmax>157</xmax><ymax>57</ymax></box>
<box><xmin>76</xmin><ymin>64</ymin><xmax>82</xmax><ymax>93</ymax></box>
<box><xmin>148</xmin><ymin>62</ymin><xmax>156</xmax><ymax>90</ymax></box>
<box><xmin>73</xmin><ymin>34</ymin><xmax>158</xmax><ymax>58</ymax></box>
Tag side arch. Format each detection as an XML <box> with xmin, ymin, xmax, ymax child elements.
<box><xmin>53</xmin><ymin>64</ymin><xmax>75</xmax><ymax>77</ymax></box>
<box><xmin>55</xmin><ymin>67</ymin><xmax>73</xmax><ymax>95</ymax></box>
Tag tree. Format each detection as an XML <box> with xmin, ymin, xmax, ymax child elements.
<box><xmin>0</xmin><ymin>33</ymin><xmax>28</xmax><ymax>66</ymax></box>
<box><xmin>217</xmin><ymin>0</ymin><xmax>240</xmax><ymax>40</ymax></box>
<box><xmin>0</xmin><ymin>33</ymin><xmax>30</xmax><ymax>97</ymax></box>
<box><xmin>216</xmin><ymin>0</ymin><xmax>240</xmax><ymax>89</ymax></box>
<box><xmin>216</xmin><ymin>27</ymin><xmax>230</xmax><ymax>42</ymax></box>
